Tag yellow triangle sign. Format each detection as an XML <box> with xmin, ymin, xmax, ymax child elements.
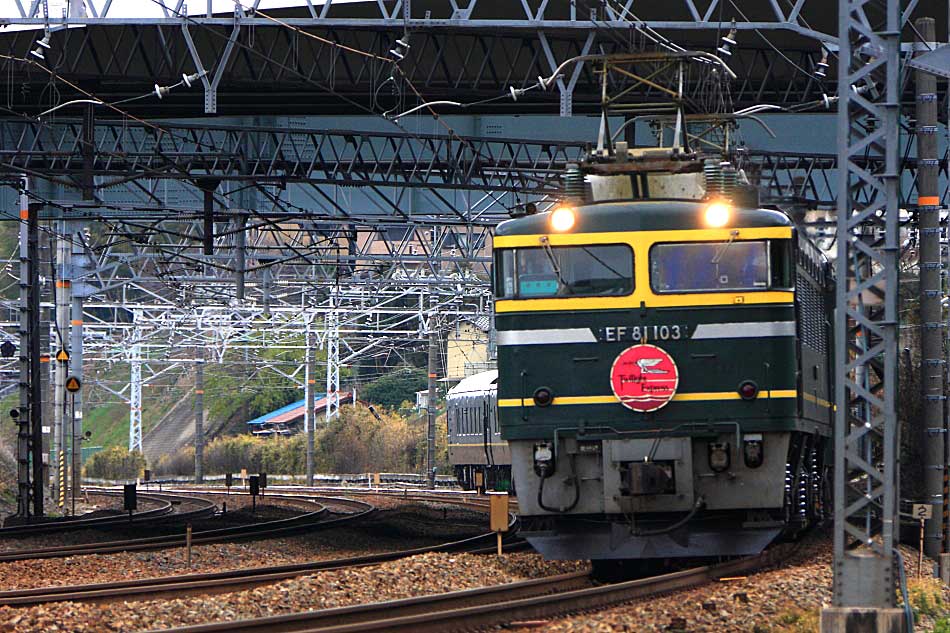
<box><xmin>65</xmin><ymin>376</ymin><xmax>81</xmax><ymax>393</ymax></box>
<box><xmin>56</xmin><ymin>349</ymin><xmax>69</xmax><ymax>362</ymax></box>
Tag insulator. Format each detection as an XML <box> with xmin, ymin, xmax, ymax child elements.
<box><xmin>703</xmin><ymin>159</ymin><xmax>723</xmax><ymax>197</ymax></box>
<box><xmin>562</xmin><ymin>163</ymin><xmax>587</xmax><ymax>204</ymax></box>
<box><xmin>704</xmin><ymin>159</ymin><xmax>739</xmax><ymax>200</ymax></box>
<box><xmin>721</xmin><ymin>163</ymin><xmax>738</xmax><ymax>199</ymax></box>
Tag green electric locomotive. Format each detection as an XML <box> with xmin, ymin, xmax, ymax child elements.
<box><xmin>494</xmin><ymin>156</ymin><xmax>833</xmax><ymax>565</ymax></box>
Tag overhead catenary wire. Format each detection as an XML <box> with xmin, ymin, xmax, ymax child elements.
<box><xmin>174</xmin><ymin>1</ymin><xmax>491</xmax><ymax>158</ymax></box>
<box><xmin>234</xmin><ymin>3</ymin><xmax>486</xmax><ymax>148</ymax></box>
<box><xmin>133</xmin><ymin>0</ymin><xmax>513</xmax><ymax>214</ymax></box>
<box><xmin>0</xmin><ymin>69</ymin><xmax>231</xmax><ymax>184</ymax></box>
<box><xmin>0</xmin><ymin>53</ymin><xmax>170</xmax><ymax>132</ymax></box>
<box><xmin>0</xmin><ymin>8</ymin><xmax>520</xmax><ymax>370</ymax></box>
<box><xmin>2</xmin><ymin>4</ymin><xmax>554</xmax><ymax>232</ymax></box>
<box><xmin>0</xmin><ymin>106</ymin><xmax>508</xmax><ymax>285</ymax></box>
<box><xmin>724</xmin><ymin>0</ymin><xmax>816</xmax><ymax>79</ymax></box>
<box><xmin>34</xmin><ymin>73</ymin><xmax>205</xmax><ymax>119</ymax></box>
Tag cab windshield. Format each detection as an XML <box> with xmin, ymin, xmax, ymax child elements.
<box><xmin>650</xmin><ymin>239</ymin><xmax>791</xmax><ymax>293</ymax></box>
<box><xmin>495</xmin><ymin>244</ymin><xmax>634</xmax><ymax>299</ymax></box>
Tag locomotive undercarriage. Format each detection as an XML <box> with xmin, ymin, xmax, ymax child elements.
<box><xmin>453</xmin><ymin>464</ymin><xmax>514</xmax><ymax>492</ymax></box>
<box><xmin>515</xmin><ymin>430</ymin><xmax>829</xmax><ymax>561</ymax></box>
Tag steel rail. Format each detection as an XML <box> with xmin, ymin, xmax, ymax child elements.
<box><xmin>172</xmin><ymin>487</ymin><xmax>519</xmax><ymax>539</ymax></box>
<box><xmin>153</xmin><ymin>547</ymin><xmax>789</xmax><ymax>633</ymax></box>
<box><xmin>257</xmin><ymin>485</ymin><xmax>505</xmax><ymax>503</ymax></box>
<box><xmin>0</xmin><ymin>493</ymin><xmax>363</xmax><ymax>562</ymax></box>
<box><xmin>148</xmin><ymin>571</ymin><xmax>592</xmax><ymax>633</ymax></box>
<box><xmin>0</xmin><ymin>511</ymin><xmax>525</xmax><ymax>606</ymax></box>
<box><xmin>176</xmin><ymin>486</ymin><xmax>508</xmax><ymax>510</ymax></box>
<box><xmin>0</xmin><ymin>491</ymin><xmax>179</xmax><ymax>535</ymax></box>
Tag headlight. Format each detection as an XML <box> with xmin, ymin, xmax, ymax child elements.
<box><xmin>550</xmin><ymin>206</ymin><xmax>576</xmax><ymax>232</ymax></box>
<box><xmin>704</xmin><ymin>201</ymin><xmax>730</xmax><ymax>227</ymax></box>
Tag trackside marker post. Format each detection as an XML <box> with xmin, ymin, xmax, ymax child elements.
<box><xmin>915</xmin><ymin>504</ymin><xmax>933</xmax><ymax>579</ymax></box>
<box><xmin>186</xmin><ymin>523</ymin><xmax>192</xmax><ymax>566</ymax></box>
<box><xmin>489</xmin><ymin>492</ymin><xmax>509</xmax><ymax>557</ymax></box>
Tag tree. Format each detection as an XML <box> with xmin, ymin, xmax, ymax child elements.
<box><xmin>360</xmin><ymin>367</ymin><xmax>428</xmax><ymax>409</ymax></box>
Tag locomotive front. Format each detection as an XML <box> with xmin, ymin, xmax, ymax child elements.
<box><xmin>494</xmin><ymin>199</ymin><xmax>832</xmax><ymax>562</ymax></box>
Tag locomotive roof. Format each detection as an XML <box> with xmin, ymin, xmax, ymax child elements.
<box><xmin>447</xmin><ymin>370</ymin><xmax>498</xmax><ymax>397</ymax></box>
<box><xmin>495</xmin><ymin>200</ymin><xmax>793</xmax><ymax>236</ymax></box>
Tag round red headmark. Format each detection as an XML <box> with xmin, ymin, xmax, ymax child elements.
<box><xmin>609</xmin><ymin>344</ymin><xmax>679</xmax><ymax>412</ymax></box>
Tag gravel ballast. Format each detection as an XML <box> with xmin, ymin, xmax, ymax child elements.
<box><xmin>509</xmin><ymin>532</ymin><xmax>950</xmax><ymax>633</ymax></box>
<box><xmin>0</xmin><ymin>552</ymin><xmax>588</xmax><ymax>632</ymax></box>
<box><xmin>0</xmin><ymin>500</ymin><xmax>492</xmax><ymax>590</ymax></box>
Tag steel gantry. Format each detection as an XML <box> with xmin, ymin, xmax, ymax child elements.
<box><xmin>0</xmin><ymin>119</ymin><xmax>580</xmax><ymax>201</ymax></box>
<box><xmin>5</xmin><ymin>118</ymin><xmax>950</xmax><ymax>222</ymax></box>
<box><xmin>823</xmin><ymin>0</ymin><xmax>906</xmax><ymax>630</ymax></box>
<box><xmin>0</xmin><ymin>1</ymin><xmax>842</xmax><ymax>116</ymax></box>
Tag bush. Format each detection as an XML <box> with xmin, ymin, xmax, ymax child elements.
<box><xmin>85</xmin><ymin>447</ymin><xmax>147</xmax><ymax>481</ymax></box>
<box><xmin>151</xmin><ymin>403</ymin><xmax>448</xmax><ymax>476</ymax></box>
<box><xmin>360</xmin><ymin>367</ymin><xmax>428</xmax><ymax>409</ymax></box>
<box><xmin>318</xmin><ymin>404</ymin><xmax>421</xmax><ymax>473</ymax></box>
<box><xmin>934</xmin><ymin>617</ymin><xmax>950</xmax><ymax>633</ymax></box>
<box><xmin>908</xmin><ymin>577</ymin><xmax>946</xmax><ymax>621</ymax></box>
<box><xmin>154</xmin><ymin>446</ymin><xmax>195</xmax><ymax>476</ymax></box>
<box><xmin>774</xmin><ymin>608</ymin><xmax>819</xmax><ymax>633</ymax></box>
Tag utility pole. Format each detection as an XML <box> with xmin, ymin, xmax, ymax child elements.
<box><xmin>27</xmin><ymin>187</ymin><xmax>43</xmax><ymax>517</ymax></box>
<box><xmin>195</xmin><ymin>348</ymin><xmax>205</xmax><ymax>484</ymax></box>
<box><xmin>71</xmin><ymin>102</ymin><xmax>92</xmax><ymax>505</ymax></box>
<box><xmin>305</xmin><ymin>322</ymin><xmax>315</xmax><ymax>486</ymax></box>
<box><xmin>53</xmin><ymin>219</ymin><xmax>71</xmax><ymax>512</ymax></box>
<box><xmin>235</xmin><ymin>215</ymin><xmax>246</xmax><ymax>301</ymax></box>
<box><xmin>427</xmin><ymin>315</ymin><xmax>439</xmax><ymax>489</ymax></box>
<box><xmin>914</xmin><ymin>16</ymin><xmax>945</xmax><ymax>561</ymax></box>
<box><xmin>262</xmin><ymin>267</ymin><xmax>272</xmax><ymax>317</ymax></box>
<box><xmin>15</xmin><ymin>177</ymin><xmax>37</xmax><ymax>518</ymax></box>
<box><xmin>70</xmin><ymin>228</ymin><xmax>87</xmax><ymax>513</ymax></box>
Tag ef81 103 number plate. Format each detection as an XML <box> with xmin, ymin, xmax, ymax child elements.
<box><xmin>597</xmin><ymin>325</ymin><xmax>690</xmax><ymax>343</ymax></box>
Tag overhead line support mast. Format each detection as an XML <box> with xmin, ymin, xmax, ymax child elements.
<box><xmin>824</xmin><ymin>0</ymin><xmax>904</xmax><ymax>630</ymax></box>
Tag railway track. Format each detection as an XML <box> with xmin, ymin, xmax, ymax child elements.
<box><xmin>185</xmin><ymin>485</ymin><xmax>514</xmax><ymax>513</ymax></box>
<box><xmin>0</xmin><ymin>493</ymin><xmax>372</xmax><ymax>562</ymax></box>
<box><xmin>0</xmin><ymin>491</ymin><xmax>216</xmax><ymax>536</ymax></box>
<box><xmin>149</xmin><ymin>546</ymin><xmax>790</xmax><ymax>633</ymax></box>
<box><xmin>0</xmin><ymin>514</ymin><xmax>525</xmax><ymax>606</ymax></box>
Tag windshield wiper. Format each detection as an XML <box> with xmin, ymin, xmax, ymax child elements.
<box><xmin>538</xmin><ymin>236</ymin><xmax>569</xmax><ymax>288</ymax></box>
<box><xmin>711</xmin><ymin>229</ymin><xmax>741</xmax><ymax>264</ymax></box>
